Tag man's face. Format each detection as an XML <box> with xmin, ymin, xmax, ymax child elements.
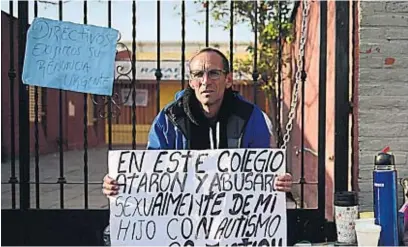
<box><xmin>188</xmin><ymin>52</ymin><xmax>232</xmax><ymax>106</ymax></box>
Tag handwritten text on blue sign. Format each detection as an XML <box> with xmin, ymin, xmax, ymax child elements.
<box><xmin>22</xmin><ymin>17</ymin><xmax>119</xmax><ymax>95</ymax></box>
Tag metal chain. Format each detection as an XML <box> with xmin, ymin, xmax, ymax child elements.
<box><xmin>281</xmin><ymin>0</ymin><xmax>310</xmax><ymax>150</ymax></box>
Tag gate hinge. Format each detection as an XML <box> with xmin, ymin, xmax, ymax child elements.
<box><xmin>349</xmin><ymin>101</ymin><xmax>354</xmax><ymax>113</ymax></box>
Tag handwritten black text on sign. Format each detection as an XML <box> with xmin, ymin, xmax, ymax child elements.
<box><xmin>108</xmin><ymin>149</ymin><xmax>287</xmax><ymax>247</ymax></box>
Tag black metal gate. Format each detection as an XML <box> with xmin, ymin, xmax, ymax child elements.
<box><xmin>2</xmin><ymin>0</ymin><xmax>354</xmax><ymax>245</ymax></box>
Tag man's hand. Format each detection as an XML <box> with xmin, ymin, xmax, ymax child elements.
<box><xmin>102</xmin><ymin>174</ymin><xmax>119</xmax><ymax>196</ymax></box>
<box><xmin>274</xmin><ymin>173</ymin><xmax>293</xmax><ymax>192</ymax></box>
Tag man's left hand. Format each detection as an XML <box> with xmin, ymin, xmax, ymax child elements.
<box><xmin>275</xmin><ymin>173</ymin><xmax>293</xmax><ymax>192</ymax></box>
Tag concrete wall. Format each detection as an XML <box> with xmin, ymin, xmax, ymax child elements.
<box><xmin>358</xmin><ymin>1</ymin><xmax>408</xmax><ymax>211</ymax></box>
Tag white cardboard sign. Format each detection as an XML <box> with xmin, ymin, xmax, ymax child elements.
<box><xmin>108</xmin><ymin>149</ymin><xmax>287</xmax><ymax>246</ymax></box>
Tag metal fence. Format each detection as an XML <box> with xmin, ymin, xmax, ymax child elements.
<box><xmin>1</xmin><ymin>0</ymin><xmax>354</xmax><ymax>245</ymax></box>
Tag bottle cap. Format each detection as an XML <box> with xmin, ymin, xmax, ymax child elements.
<box><xmin>375</xmin><ymin>146</ymin><xmax>395</xmax><ymax>166</ymax></box>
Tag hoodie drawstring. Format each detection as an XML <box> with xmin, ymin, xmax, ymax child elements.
<box><xmin>216</xmin><ymin>121</ymin><xmax>220</xmax><ymax>148</ymax></box>
<box><xmin>209</xmin><ymin>121</ymin><xmax>220</xmax><ymax>149</ymax></box>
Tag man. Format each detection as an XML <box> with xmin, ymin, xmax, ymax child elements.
<box><xmin>102</xmin><ymin>47</ymin><xmax>292</xmax><ymax>195</ymax></box>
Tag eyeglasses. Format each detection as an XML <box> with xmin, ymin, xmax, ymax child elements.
<box><xmin>189</xmin><ymin>69</ymin><xmax>227</xmax><ymax>81</ymax></box>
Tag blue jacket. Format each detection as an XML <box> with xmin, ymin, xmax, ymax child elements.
<box><xmin>147</xmin><ymin>89</ymin><xmax>271</xmax><ymax>149</ymax></box>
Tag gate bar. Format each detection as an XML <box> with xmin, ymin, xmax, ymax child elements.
<box><xmin>300</xmin><ymin>7</ymin><xmax>306</xmax><ymax>209</ymax></box>
<box><xmin>318</xmin><ymin>0</ymin><xmax>327</xmax><ymax>218</ymax></box>
<box><xmin>205</xmin><ymin>0</ymin><xmax>209</xmax><ymax>47</ymax></box>
<box><xmin>34</xmin><ymin>0</ymin><xmax>40</xmax><ymax>209</ymax></box>
<box><xmin>57</xmin><ymin>0</ymin><xmax>66</xmax><ymax>209</ymax></box>
<box><xmin>351</xmin><ymin>0</ymin><xmax>358</xmax><ymax>191</ymax></box>
<box><xmin>277</xmin><ymin>1</ymin><xmax>283</xmax><ymax>147</ymax></box>
<box><xmin>156</xmin><ymin>0</ymin><xmax>162</xmax><ymax>115</ymax></box>
<box><xmin>8</xmin><ymin>0</ymin><xmax>17</xmax><ymax>209</ymax></box>
<box><xmin>252</xmin><ymin>1</ymin><xmax>258</xmax><ymax>105</ymax></box>
<box><xmin>131</xmin><ymin>0</ymin><xmax>137</xmax><ymax>149</ymax></box>
<box><xmin>83</xmin><ymin>0</ymin><xmax>89</xmax><ymax>209</ymax></box>
<box><xmin>181</xmin><ymin>0</ymin><xmax>186</xmax><ymax>89</ymax></box>
<box><xmin>334</xmin><ymin>0</ymin><xmax>350</xmax><ymax>192</ymax></box>
<box><xmin>229</xmin><ymin>0</ymin><xmax>233</xmax><ymax>75</ymax></box>
<box><xmin>107</xmin><ymin>0</ymin><xmax>113</xmax><ymax>150</ymax></box>
<box><xmin>18</xmin><ymin>0</ymin><xmax>30</xmax><ymax>210</ymax></box>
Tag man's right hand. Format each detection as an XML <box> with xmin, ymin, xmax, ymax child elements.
<box><xmin>102</xmin><ymin>174</ymin><xmax>119</xmax><ymax>196</ymax></box>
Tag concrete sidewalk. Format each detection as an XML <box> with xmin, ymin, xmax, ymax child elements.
<box><xmin>1</xmin><ymin>147</ymin><xmax>134</xmax><ymax>209</ymax></box>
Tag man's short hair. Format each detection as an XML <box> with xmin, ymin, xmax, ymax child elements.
<box><xmin>188</xmin><ymin>47</ymin><xmax>230</xmax><ymax>73</ymax></box>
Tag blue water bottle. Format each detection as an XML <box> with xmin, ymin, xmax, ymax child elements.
<box><xmin>373</xmin><ymin>146</ymin><xmax>399</xmax><ymax>246</ymax></box>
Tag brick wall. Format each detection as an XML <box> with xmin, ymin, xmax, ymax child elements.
<box><xmin>358</xmin><ymin>1</ymin><xmax>408</xmax><ymax>211</ymax></box>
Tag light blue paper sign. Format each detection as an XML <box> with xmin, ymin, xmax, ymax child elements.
<box><xmin>22</xmin><ymin>17</ymin><xmax>119</xmax><ymax>96</ymax></box>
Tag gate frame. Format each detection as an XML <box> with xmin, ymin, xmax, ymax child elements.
<box><xmin>1</xmin><ymin>0</ymin><xmax>356</xmax><ymax>245</ymax></box>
